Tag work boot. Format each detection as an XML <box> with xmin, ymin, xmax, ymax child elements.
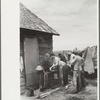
<box><xmin>40</xmin><ymin>86</ymin><xmax>45</xmax><ymax>92</ymax></box>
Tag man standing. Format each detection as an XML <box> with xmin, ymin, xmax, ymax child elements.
<box><xmin>58</xmin><ymin>53</ymin><xmax>69</xmax><ymax>86</ymax></box>
<box><xmin>69</xmin><ymin>52</ymin><xmax>85</xmax><ymax>93</ymax></box>
<box><xmin>36</xmin><ymin>53</ymin><xmax>52</xmax><ymax>91</ymax></box>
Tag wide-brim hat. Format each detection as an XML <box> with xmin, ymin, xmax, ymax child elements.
<box><xmin>35</xmin><ymin>65</ymin><xmax>43</xmax><ymax>71</ymax></box>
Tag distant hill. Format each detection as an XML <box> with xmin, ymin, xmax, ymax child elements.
<box><xmin>53</xmin><ymin>50</ymin><xmax>72</xmax><ymax>56</ymax></box>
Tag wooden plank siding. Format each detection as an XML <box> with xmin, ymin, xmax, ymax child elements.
<box><xmin>38</xmin><ymin>35</ymin><xmax>53</xmax><ymax>63</ymax></box>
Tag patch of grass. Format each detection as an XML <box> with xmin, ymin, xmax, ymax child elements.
<box><xmin>68</xmin><ymin>96</ymin><xmax>84</xmax><ymax>100</ymax></box>
<box><xmin>86</xmin><ymin>79</ymin><xmax>97</xmax><ymax>86</ymax></box>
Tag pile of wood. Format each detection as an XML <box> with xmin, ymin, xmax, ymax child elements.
<box><xmin>35</xmin><ymin>87</ymin><xmax>60</xmax><ymax>99</ymax></box>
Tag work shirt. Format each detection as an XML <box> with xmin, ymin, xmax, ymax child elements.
<box><xmin>40</xmin><ymin>58</ymin><xmax>52</xmax><ymax>72</ymax></box>
<box><xmin>51</xmin><ymin>56</ymin><xmax>66</xmax><ymax>69</ymax></box>
<box><xmin>70</xmin><ymin>54</ymin><xmax>84</xmax><ymax>71</ymax></box>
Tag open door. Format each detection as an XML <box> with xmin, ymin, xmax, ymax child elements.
<box><xmin>24</xmin><ymin>37</ymin><xmax>39</xmax><ymax>86</ymax></box>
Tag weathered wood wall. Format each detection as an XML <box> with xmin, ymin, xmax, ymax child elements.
<box><xmin>20</xmin><ymin>29</ymin><xmax>53</xmax><ymax>94</ymax></box>
<box><xmin>38</xmin><ymin>34</ymin><xmax>53</xmax><ymax>63</ymax></box>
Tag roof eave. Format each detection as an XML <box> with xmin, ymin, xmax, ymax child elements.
<box><xmin>20</xmin><ymin>27</ymin><xmax>60</xmax><ymax>36</ymax></box>
<box><xmin>52</xmin><ymin>33</ymin><xmax>60</xmax><ymax>36</ymax></box>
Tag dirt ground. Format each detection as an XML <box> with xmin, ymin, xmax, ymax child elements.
<box><xmin>21</xmin><ymin>78</ymin><xmax>97</xmax><ymax>100</ymax></box>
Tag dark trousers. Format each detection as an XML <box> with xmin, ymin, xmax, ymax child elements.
<box><xmin>63</xmin><ymin>65</ymin><xmax>69</xmax><ymax>85</ymax></box>
<box><xmin>77</xmin><ymin>70</ymin><xmax>86</xmax><ymax>92</ymax></box>
<box><xmin>80</xmin><ymin>71</ymin><xmax>86</xmax><ymax>88</ymax></box>
<box><xmin>58</xmin><ymin>65</ymin><xmax>69</xmax><ymax>86</ymax></box>
<box><xmin>37</xmin><ymin>71</ymin><xmax>44</xmax><ymax>89</ymax></box>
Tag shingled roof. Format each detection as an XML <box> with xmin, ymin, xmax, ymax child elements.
<box><xmin>20</xmin><ymin>3</ymin><xmax>59</xmax><ymax>35</ymax></box>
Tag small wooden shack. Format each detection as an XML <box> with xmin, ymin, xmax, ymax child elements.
<box><xmin>20</xmin><ymin>3</ymin><xmax>59</xmax><ymax>94</ymax></box>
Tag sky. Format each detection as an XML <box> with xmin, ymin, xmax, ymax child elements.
<box><xmin>20</xmin><ymin>0</ymin><xmax>98</xmax><ymax>51</ymax></box>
